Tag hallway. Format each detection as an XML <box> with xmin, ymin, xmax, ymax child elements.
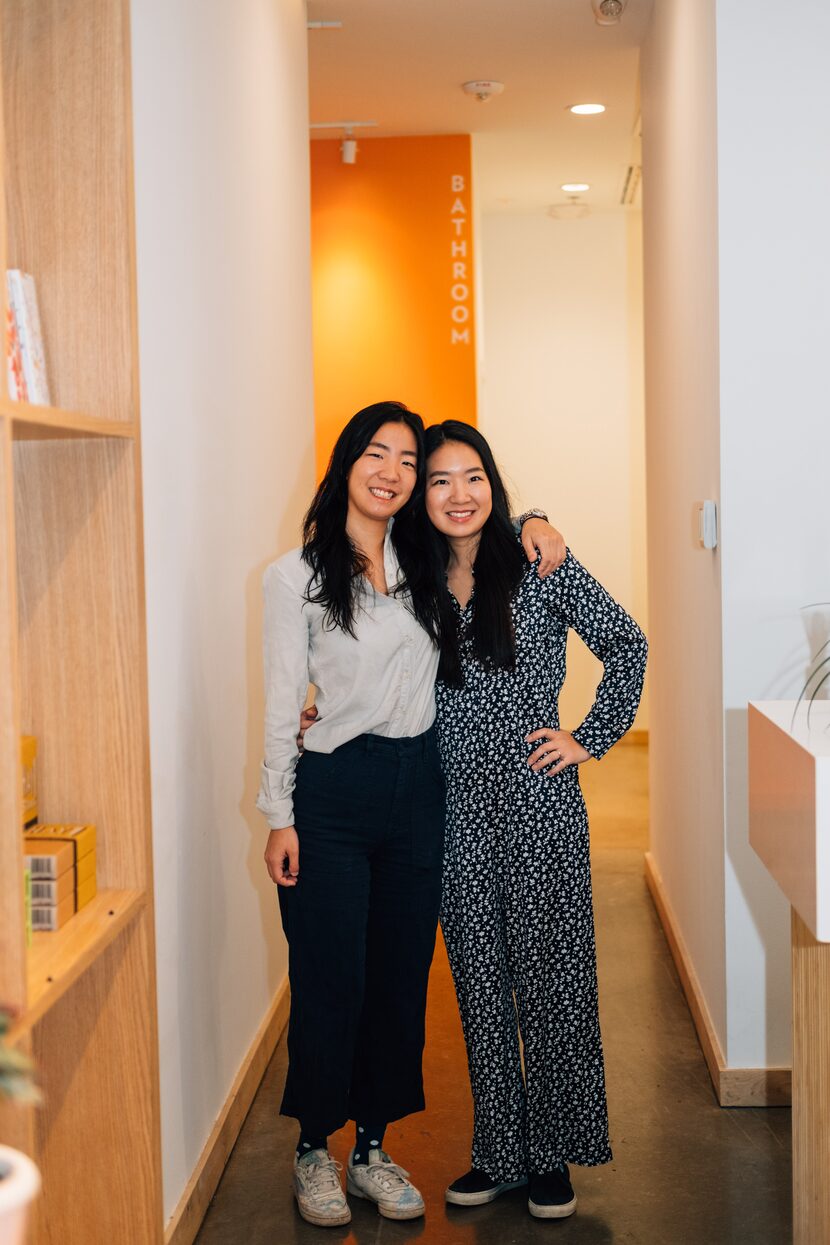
<box><xmin>196</xmin><ymin>745</ymin><xmax>791</xmax><ymax>1244</ymax></box>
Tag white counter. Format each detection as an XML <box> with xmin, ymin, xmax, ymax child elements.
<box><xmin>749</xmin><ymin>700</ymin><xmax>830</xmax><ymax>942</ymax></box>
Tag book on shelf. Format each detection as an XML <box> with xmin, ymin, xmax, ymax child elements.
<box><xmin>6</xmin><ymin>269</ymin><xmax>50</xmax><ymax>405</ymax></box>
<box><xmin>6</xmin><ymin>306</ymin><xmax>27</xmax><ymax>401</ymax></box>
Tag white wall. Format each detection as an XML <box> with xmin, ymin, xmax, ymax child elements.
<box><xmin>642</xmin><ymin>0</ymin><xmax>830</xmax><ymax>1071</ymax></box>
<box><xmin>641</xmin><ymin>0</ymin><xmax>727</xmax><ymax>1054</ymax></box>
<box><xmin>716</xmin><ymin>0</ymin><xmax>830</xmax><ymax>1067</ymax></box>
<box><xmin>130</xmin><ymin>0</ymin><xmax>315</xmax><ymax>1221</ymax></box>
<box><xmin>476</xmin><ymin>202</ymin><xmax>648</xmax><ymax>734</ymax></box>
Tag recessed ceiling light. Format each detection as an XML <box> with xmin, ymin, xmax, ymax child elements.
<box><xmin>561</xmin><ymin>183</ymin><xmax>590</xmax><ymax>193</ymax></box>
<box><xmin>569</xmin><ymin>103</ymin><xmax>606</xmax><ymax>115</ymax></box>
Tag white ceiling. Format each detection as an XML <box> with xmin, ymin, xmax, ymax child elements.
<box><xmin>307</xmin><ymin>0</ymin><xmax>653</xmax><ymax>213</ymax></box>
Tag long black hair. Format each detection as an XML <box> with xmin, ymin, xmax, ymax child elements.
<box><xmin>424</xmin><ymin>420</ymin><xmax>526</xmax><ymax>686</ymax></box>
<box><xmin>302</xmin><ymin>401</ymin><xmax>441</xmax><ymax>641</ymax></box>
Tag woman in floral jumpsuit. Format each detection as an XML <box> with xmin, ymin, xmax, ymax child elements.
<box><xmin>425</xmin><ymin>421</ymin><xmax>647</xmax><ymax>1221</ymax></box>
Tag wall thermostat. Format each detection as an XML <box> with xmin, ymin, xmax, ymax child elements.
<box><xmin>698</xmin><ymin>500</ymin><xmax>718</xmax><ymax>550</ymax></box>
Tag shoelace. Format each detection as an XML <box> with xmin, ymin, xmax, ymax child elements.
<box><xmin>303</xmin><ymin>1157</ymin><xmax>343</xmax><ymax>1199</ymax></box>
<box><xmin>364</xmin><ymin>1154</ymin><xmax>412</xmax><ymax>1193</ymax></box>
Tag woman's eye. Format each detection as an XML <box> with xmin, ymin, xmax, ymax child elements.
<box><xmin>430</xmin><ymin>477</ymin><xmax>449</xmax><ymax>487</ymax></box>
<box><xmin>403</xmin><ymin>460</ymin><xmax>416</xmax><ymax>471</ymax></box>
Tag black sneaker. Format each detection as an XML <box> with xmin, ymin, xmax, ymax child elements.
<box><xmin>528</xmin><ymin>1165</ymin><xmax>577</xmax><ymax>1219</ymax></box>
<box><xmin>446</xmin><ymin>1168</ymin><xmax>528</xmax><ymax>1206</ymax></box>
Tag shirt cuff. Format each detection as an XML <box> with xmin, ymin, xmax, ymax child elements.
<box><xmin>256</xmin><ymin>762</ymin><xmax>295</xmax><ymax>828</ymax></box>
<box><xmin>572</xmin><ymin>717</ymin><xmax>617</xmax><ymax>761</ymax></box>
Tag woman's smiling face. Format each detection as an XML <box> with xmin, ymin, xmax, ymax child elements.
<box><xmin>425</xmin><ymin>440</ymin><xmax>493</xmax><ymax>539</ymax></box>
<box><xmin>346</xmin><ymin>420</ymin><xmax>419</xmax><ymax>523</ymax></box>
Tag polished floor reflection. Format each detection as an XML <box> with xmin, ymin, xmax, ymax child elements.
<box><xmin>196</xmin><ymin>744</ymin><xmax>791</xmax><ymax>1244</ymax></box>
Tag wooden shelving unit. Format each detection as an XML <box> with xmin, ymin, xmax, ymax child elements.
<box><xmin>5</xmin><ymin>402</ymin><xmax>138</xmax><ymax>441</ymax></box>
<box><xmin>0</xmin><ymin>1</ymin><xmax>163</xmax><ymax>1241</ymax></box>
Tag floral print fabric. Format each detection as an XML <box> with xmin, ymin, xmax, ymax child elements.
<box><xmin>436</xmin><ymin>549</ymin><xmax>647</xmax><ymax>1179</ymax></box>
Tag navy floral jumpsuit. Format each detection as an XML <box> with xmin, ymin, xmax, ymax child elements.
<box><xmin>435</xmin><ymin>549</ymin><xmax>647</xmax><ymax>1181</ymax></box>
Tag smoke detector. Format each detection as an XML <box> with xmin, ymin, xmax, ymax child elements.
<box><xmin>591</xmin><ymin>0</ymin><xmax>629</xmax><ymax>25</ymax></box>
<box><xmin>462</xmin><ymin>80</ymin><xmax>505</xmax><ymax>103</ymax></box>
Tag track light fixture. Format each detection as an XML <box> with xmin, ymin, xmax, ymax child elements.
<box><xmin>309</xmin><ymin>120</ymin><xmax>378</xmax><ymax>165</ymax></box>
<box><xmin>341</xmin><ymin>134</ymin><xmax>357</xmax><ymax>165</ymax></box>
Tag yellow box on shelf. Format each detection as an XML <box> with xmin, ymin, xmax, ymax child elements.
<box><xmin>77</xmin><ymin>875</ymin><xmax>97</xmax><ymax>911</ymax></box>
<box><xmin>31</xmin><ymin>893</ymin><xmax>75</xmax><ymax>932</ymax></box>
<box><xmin>23</xmin><ymin>825</ymin><xmax>98</xmax><ymax>927</ymax></box>
<box><xmin>25</xmin><ymin>822</ymin><xmax>96</xmax><ymax>862</ymax></box>
<box><xmin>23</xmin><ymin>838</ymin><xmax>74</xmax><ymax>879</ymax></box>
<box><xmin>76</xmin><ymin>851</ymin><xmax>96</xmax><ymax>889</ymax></box>
<box><xmin>23</xmin><ymin>865</ymin><xmax>32</xmax><ymax>947</ymax></box>
<box><xmin>31</xmin><ymin>869</ymin><xmax>76</xmax><ymax>907</ymax></box>
<box><xmin>20</xmin><ymin>735</ymin><xmax>37</xmax><ymax>827</ymax></box>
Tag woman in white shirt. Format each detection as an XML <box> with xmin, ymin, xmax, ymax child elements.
<box><xmin>257</xmin><ymin>401</ymin><xmax>559</xmax><ymax>1229</ymax></box>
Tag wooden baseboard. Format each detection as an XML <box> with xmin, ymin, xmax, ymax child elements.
<box><xmin>718</xmin><ymin>1064</ymin><xmax>791</xmax><ymax>1107</ymax></box>
<box><xmin>619</xmin><ymin>729</ymin><xmax>648</xmax><ymax>746</ymax></box>
<box><xmin>165</xmin><ymin>978</ymin><xmax>291</xmax><ymax>1245</ymax></box>
<box><xmin>644</xmin><ymin>852</ymin><xmax>791</xmax><ymax>1108</ymax></box>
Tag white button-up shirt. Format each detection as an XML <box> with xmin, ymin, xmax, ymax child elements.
<box><xmin>256</xmin><ymin>528</ymin><xmax>439</xmax><ymax>829</ymax></box>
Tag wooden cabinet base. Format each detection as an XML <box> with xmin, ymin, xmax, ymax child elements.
<box><xmin>792</xmin><ymin>909</ymin><xmax>830</xmax><ymax>1244</ymax></box>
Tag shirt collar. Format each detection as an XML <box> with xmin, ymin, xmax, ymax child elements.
<box><xmin>383</xmin><ymin>522</ymin><xmax>406</xmax><ymax>591</ymax></box>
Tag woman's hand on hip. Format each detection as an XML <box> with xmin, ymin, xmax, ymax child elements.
<box><xmin>521</xmin><ymin>519</ymin><xmax>566</xmax><ymax>577</ymax></box>
<box><xmin>265</xmin><ymin>827</ymin><xmax>300</xmax><ymax>886</ymax></box>
<box><xmin>526</xmin><ymin>728</ymin><xmax>590</xmax><ymax>776</ymax></box>
<box><xmin>296</xmin><ymin>704</ymin><xmax>318</xmax><ymax>752</ymax></box>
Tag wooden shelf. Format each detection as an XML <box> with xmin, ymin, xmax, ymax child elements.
<box><xmin>0</xmin><ymin>400</ymin><xmax>136</xmax><ymax>441</ymax></box>
<box><xmin>0</xmin><ymin>0</ymin><xmax>164</xmax><ymax>1237</ymax></box>
<box><xmin>14</xmin><ymin>889</ymin><xmax>146</xmax><ymax>1035</ymax></box>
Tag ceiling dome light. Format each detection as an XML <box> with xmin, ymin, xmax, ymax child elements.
<box><xmin>591</xmin><ymin>0</ymin><xmax>629</xmax><ymax>25</ymax></box>
<box><xmin>561</xmin><ymin>183</ymin><xmax>590</xmax><ymax>193</ymax></box>
<box><xmin>569</xmin><ymin>103</ymin><xmax>606</xmax><ymax>116</ymax></box>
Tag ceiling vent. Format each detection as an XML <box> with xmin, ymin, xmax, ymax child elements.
<box><xmin>619</xmin><ymin>164</ymin><xmax>642</xmax><ymax>206</ymax></box>
<box><xmin>620</xmin><ymin>112</ymin><xmax>642</xmax><ymax>205</ymax></box>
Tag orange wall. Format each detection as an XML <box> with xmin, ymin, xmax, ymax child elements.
<box><xmin>310</xmin><ymin>134</ymin><xmax>477</xmax><ymax>476</ymax></box>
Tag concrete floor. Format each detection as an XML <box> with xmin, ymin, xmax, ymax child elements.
<box><xmin>195</xmin><ymin>745</ymin><xmax>791</xmax><ymax>1244</ymax></box>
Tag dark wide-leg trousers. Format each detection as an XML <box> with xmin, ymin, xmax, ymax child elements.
<box><xmin>278</xmin><ymin>727</ymin><xmax>446</xmax><ymax>1137</ymax></box>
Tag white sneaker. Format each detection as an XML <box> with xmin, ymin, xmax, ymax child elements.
<box><xmin>293</xmin><ymin>1149</ymin><xmax>351</xmax><ymax>1227</ymax></box>
<box><xmin>347</xmin><ymin>1148</ymin><xmax>425</xmax><ymax>1220</ymax></box>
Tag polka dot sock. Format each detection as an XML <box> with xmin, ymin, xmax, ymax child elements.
<box><xmin>296</xmin><ymin>1130</ymin><xmax>327</xmax><ymax>1160</ymax></box>
<box><xmin>352</xmin><ymin>1122</ymin><xmax>386</xmax><ymax>1165</ymax></box>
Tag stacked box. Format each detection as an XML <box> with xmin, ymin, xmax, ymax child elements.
<box><xmin>23</xmin><ymin>865</ymin><xmax>31</xmax><ymax>946</ymax></box>
<box><xmin>24</xmin><ymin>824</ymin><xmax>97</xmax><ymax>931</ymax></box>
